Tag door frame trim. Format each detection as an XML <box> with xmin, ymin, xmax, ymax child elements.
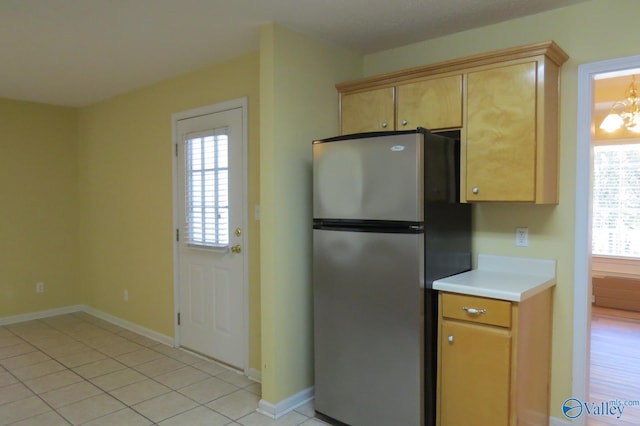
<box><xmin>573</xmin><ymin>55</ymin><xmax>640</xmax><ymax>425</ymax></box>
<box><xmin>171</xmin><ymin>97</ymin><xmax>250</xmax><ymax>374</ymax></box>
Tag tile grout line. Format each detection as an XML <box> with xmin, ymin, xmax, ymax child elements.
<box><xmin>4</xmin><ymin>319</ymin><xmax>138</xmax><ymax>425</ymax></box>
<box><xmin>1</xmin><ymin>313</ymin><xmax>304</xmax><ymax>425</ymax></box>
<box><xmin>1</xmin><ymin>329</ymin><xmax>75</xmax><ymax>425</ymax></box>
<box><xmin>11</xmin><ymin>318</ymin><xmax>190</xmax><ymax>424</ymax></box>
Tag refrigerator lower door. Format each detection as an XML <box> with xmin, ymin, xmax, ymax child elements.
<box><xmin>313</xmin><ymin>228</ymin><xmax>425</xmax><ymax>426</ymax></box>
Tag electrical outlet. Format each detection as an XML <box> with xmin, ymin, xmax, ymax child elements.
<box><xmin>515</xmin><ymin>227</ymin><xmax>529</xmax><ymax>247</ymax></box>
<box><xmin>124</xmin><ymin>290</ymin><xmax>129</xmax><ymax>302</ymax></box>
<box><xmin>36</xmin><ymin>282</ymin><xmax>45</xmax><ymax>293</ymax></box>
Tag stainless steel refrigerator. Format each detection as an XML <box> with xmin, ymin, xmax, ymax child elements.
<box><xmin>312</xmin><ymin>129</ymin><xmax>471</xmax><ymax>426</ymax></box>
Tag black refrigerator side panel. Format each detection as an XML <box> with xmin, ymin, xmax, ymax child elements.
<box><xmin>422</xmin><ymin>131</ymin><xmax>472</xmax><ymax>426</ymax></box>
<box><xmin>423</xmin><ymin>202</ymin><xmax>472</xmax><ymax>285</ymax></box>
<box><xmin>423</xmin><ymin>131</ymin><xmax>472</xmax><ymax>285</ymax></box>
<box><xmin>423</xmin><ymin>289</ymin><xmax>439</xmax><ymax>426</ymax></box>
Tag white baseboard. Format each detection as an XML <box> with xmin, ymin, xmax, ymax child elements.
<box><xmin>82</xmin><ymin>305</ymin><xmax>174</xmax><ymax>346</ymax></box>
<box><xmin>0</xmin><ymin>305</ymin><xmax>85</xmax><ymax>326</ymax></box>
<box><xmin>257</xmin><ymin>386</ymin><xmax>314</xmax><ymax>419</ymax></box>
<box><xmin>0</xmin><ymin>304</ymin><xmax>174</xmax><ymax>347</ymax></box>
<box><xmin>1</xmin><ymin>305</ymin><xmax>263</xmax><ymax>382</ymax></box>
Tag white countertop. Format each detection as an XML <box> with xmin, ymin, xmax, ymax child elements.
<box><xmin>433</xmin><ymin>254</ymin><xmax>556</xmax><ymax>302</ymax></box>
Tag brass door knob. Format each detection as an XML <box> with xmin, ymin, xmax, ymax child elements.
<box><xmin>230</xmin><ymin>245</ymin><xmax>242</xmax><ymax>253</ymax></box>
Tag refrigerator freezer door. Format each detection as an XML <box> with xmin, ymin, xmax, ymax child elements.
<box><xmin>313</xmin><ymin>228</ymin><xmax>424</xmax><ymax>426</ymax></box>
<box><xmin>313</xmin><ymin>132</ymin><xmax>423</xmax><ymax>222</ymax></box>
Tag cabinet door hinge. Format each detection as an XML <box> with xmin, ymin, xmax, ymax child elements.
<box><xmin>177</xmin><ymin>312</ymin><xmax>181</xmax><ymax>326</ymax></box>
<box><xmin>176</xmin><ymin>229</ymin><xmax>179</xmax><ymax>242</ymax></box>
<box><xmin>175</xmin><ymin>143</ymin><xmax>178</xmax><ymax>157</ymax></box>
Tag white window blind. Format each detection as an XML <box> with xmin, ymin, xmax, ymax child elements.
<box><xmin>184</xmin><ymin>128</ymin><xmax>229</xmax><ymax>248</ymax></box>
<box><xmin>592</xmin><ymin>143</ymin><xmax>640</xmax><ymax>258</ymax></box>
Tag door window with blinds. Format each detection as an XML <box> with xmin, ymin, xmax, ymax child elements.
<box><xmin>183</xmin><ymin>128</ymin><xmax>229</xmax><ymax>249</ymax></box>
<box><xmin>592</xmin><ymin>142</ymin><xmax>640</xmax><ymax>257</ymax></box>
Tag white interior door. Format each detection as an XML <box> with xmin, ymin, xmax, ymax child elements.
<box><xmin>174</xmin><ymin>102</ymin><xmax>246</xmax><ymax>369</ymax></box>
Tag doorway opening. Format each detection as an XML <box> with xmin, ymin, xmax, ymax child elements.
<box><xmin>575</xmin><ymin>56</ymin><xmax>640</xmax><ymax>425</ymax></box>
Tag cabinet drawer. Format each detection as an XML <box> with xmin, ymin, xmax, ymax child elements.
<box><xmin>441</xmin><ymin>293</ymin><xmax>511</xmax><ymax>327</ymax></box>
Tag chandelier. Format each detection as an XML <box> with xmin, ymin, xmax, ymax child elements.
<box><xmin>600</xmin><ymin>75</ymin><xmax>640</xmax><ymax>133</ymax></box>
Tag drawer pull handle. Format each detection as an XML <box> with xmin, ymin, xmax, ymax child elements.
<box><xmin>463</xmin><ymin>307</ymin><xmax>487</xmax><ymax>315</ymax></box>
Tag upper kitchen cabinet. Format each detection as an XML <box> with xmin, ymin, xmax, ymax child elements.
<box><xmin>465</xmin><ymin>62</ymin><xmax>537</xmax><ymax>202</ymax></box>
<box><xmin>464</xmin><ymin>46</ymin><xmax>568</xmax><ymax>204</ymax></box>
<box><xmin>340</xmin><ymin>87</ymin><xmax>394</xmax><ymax>134</ymax></box>
<box><xmin>338</xmin><ymin>74</ymin><xmax>463</xmax><ymax>134</ymax></box>
<box><xmin>336</xmin><ymin>41</ymin><xmax>568</xmax><ymax>204</ymax></box>
<box><xmin>396</xmin><ymin>75</ymin><xmax>462</xmax><ymax>131</ymax></box>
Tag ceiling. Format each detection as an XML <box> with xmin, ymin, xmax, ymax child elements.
<box><xmin>0</xmin><ymin>0</ymin><xmax>589</xmax><ymax>107</ymax></box>
<box><xmin>594</xmin><ymin>70</ymin><xmax>640</xmax><ymax>109</ymax></box>
<box><xmin>593</xmin><ymin>69</ymin><xmax>640</xmax><ymax>139</ymax></box>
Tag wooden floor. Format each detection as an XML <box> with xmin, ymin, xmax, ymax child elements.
<box><xmin>588</xmin><ymin>306</ymin><xmax>640</xmax><ymax>425</ymax></box>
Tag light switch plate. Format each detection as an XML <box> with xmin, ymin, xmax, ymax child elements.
<box><xmin>516</xmin><ymin>227</ymin><xmax>529</xmax><ymax>247</ymax></box>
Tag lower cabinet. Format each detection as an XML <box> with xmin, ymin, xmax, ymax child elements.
<box><xmin>440</xmin><ymin>320</ymin><xmax>511</xmax><ymax>425</ymax></box>
<box><xmin>437</xmin><ymin>289</ymin><xmax>553</xmax><ymax>426</ymax></box>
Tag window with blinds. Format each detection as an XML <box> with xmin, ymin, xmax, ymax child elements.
<box><xmin>184</xmin><ymin>128</ymin><xmax>229</xmax><ymax>248</ymax></box>
<box><xmin>592</xmin><ymin>143</ymin><xmax>640</xmax><ymax>258</ymax></box>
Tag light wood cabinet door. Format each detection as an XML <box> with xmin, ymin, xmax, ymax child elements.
<box><xmin>340</xmin><ymin>87</ymin><xmax>394</xmax><ymax>134</ymax></box>
<box><xmin>465</xmin><ymin>62</ymin><xmax>537</xmax><ymax>202</ymax></box>
<box><xmin>440</xmin><ymin>320</ymin><xmax>511</xmax><ymax>426</ymax></box>
<box><xmin>336</xmin><ymin>42</ymin><xmax>565</xmax><ymax>202</ymax></box>
<box><xmin>396</xmin><ymin>75</ymin><xmax>462</xmax><ymax>131</ymax></box>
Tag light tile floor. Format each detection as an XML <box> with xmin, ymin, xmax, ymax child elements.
<box><xmin>0</xmin><ymin>312</ymin><xmax>328</xmax><ymax>426</ymax></box>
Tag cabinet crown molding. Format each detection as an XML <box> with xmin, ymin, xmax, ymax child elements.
<box><xmin>336</xmin><ymin>40</ymin><xmax>568</xmax><ymax>93</ymax></box>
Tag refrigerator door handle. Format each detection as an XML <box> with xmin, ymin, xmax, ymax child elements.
<box><xmin>419</xmin><ymin>232</ymin><xmax>425</xmax><ymax>289</ymax></box>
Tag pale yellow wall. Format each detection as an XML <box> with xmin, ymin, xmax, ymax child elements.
<box><xmin>363</xmin><ymin>0</ymin><xmax>639</xmax><ymax>418</ymax></box>
<box><xmin>259</xmin><ymin>24</ymin><xmax>362</xmax><ymax>403</ymax></box>
<box><xmin>0</xmin><ymin>99</ymin><xmax>79</xmax><ymax>317</ymax></box>
<box><xmin>7</xmin><ymin>0</ymin><xmax>637</xmax><ymax>415</ymax></box>
<box><xmin>76</xmin><ymin>53</ymin><xmax>262</xmax><ymax>370</ymax></box>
